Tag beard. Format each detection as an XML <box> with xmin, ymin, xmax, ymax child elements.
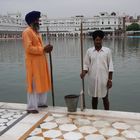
<box><xmin>32</xmin><ymin>23</ymin><xmax>40</xmax><ymax>32</ymax></box>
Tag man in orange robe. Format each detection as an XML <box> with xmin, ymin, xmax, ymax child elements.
<box><xmin>22</xmin><ymin>11</ymin><xmax>53</xmax><ymax>113</ymax></box>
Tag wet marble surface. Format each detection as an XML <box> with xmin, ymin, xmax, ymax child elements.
<box><xmin>24</xmin><ymin>111</ymin><xmax>140</xmax><ymax>140</ymax></box>
<box><xmin>0</xmin><ymin>102</ymin><xmax>140</xmax><ymax>140</ymax></box>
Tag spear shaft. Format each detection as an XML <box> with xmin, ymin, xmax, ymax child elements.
<box><xmin>46</xmin><ymin>27</ymin><xmax>55</xmax><ymax>106</ymax></box>
<box><xmin>80</xmin><ymin>22</ymin><xmax>86</xmax><ymax>110</ymax></box>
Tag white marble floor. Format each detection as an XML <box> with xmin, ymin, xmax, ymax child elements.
<box><xmin>24</xmin><ymin>111</ymin><xmax>140</xmax><ymax>140</ymax></box>
<box><xmin>0</xmin><ymin>102</ymin><xmax>140</xmax><ymax>140</ymax></box>
<box><xmin>0</xmin><ymin>108</ymin><xmax>27</xmax><ymax>136</ymax></box>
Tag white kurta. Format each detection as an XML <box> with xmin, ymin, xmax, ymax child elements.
<box><xmin>84</xmin><ymin>46</ymin><xmax>114</xmax><ymax>97</ymax></box>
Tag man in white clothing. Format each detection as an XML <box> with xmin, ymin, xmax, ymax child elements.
<box><xmin>80</xmin><ymin>30</ymin><xmax>114</xmax><ymax>110</ymax></box>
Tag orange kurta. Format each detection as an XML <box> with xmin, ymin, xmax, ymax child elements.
<box><xmin>22</xmin><ymin>27</ymin><xmax>51</xmax><ymax>93</ymax></box>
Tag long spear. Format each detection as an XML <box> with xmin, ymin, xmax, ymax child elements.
<box><xmin>80</xmin><ymin>22</ymin><xmax>86</xmax><ymax>110</ymax></box>
<box><xmin>46</xmin><ymin>27</ymin><xmax>55</xmax><ymax>106</ymax></box>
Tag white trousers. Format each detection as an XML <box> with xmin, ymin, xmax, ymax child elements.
<box><xmin>27</xmin><ymin>81</ymin><xmax>48</xmax><ymax>110</ymax></box>
<box><xmin>27</xmin><ymin>93</ymin><xmax>47</xmax><ymax>110</ymax></box>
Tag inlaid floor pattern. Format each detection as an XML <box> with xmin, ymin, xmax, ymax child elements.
<box><xmin>0</xmin><ymin>108</ymin><xmax>27</xmax><ymax>135</ymax></box>
<box><xmin>24</xmin><ymin>112</ymin><xmax>140</xmax><ymax>140</ymax></box>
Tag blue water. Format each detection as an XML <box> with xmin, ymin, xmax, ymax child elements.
<box><xmin>0</xmin><ymin>37</ymin><xmax>140</xmax><ymax>113</ymax></box>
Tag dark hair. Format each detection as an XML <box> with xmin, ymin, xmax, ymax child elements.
<box><xmin>25</xmin><ymin>11</ymin><xmax>41</xmax><ymax>25</ymax></box>
<box><xmin>90</xmin><ymin>30</ymin><xmax>105</xmax><ymax>40</ymax></box>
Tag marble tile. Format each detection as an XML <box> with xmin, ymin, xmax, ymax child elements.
<box><xmin>85</xmin><ymin>134</ymin><xmax>105</xmax><ymax>140</ymax></box>
<box><xmin>121</xmin><ymin>130</ymin><xmax>140</xmax><ymax>139</ymax></box>
<box><xmin>29</xmin><ymin>128</ymin><xmax>42</xmax><ymax>136</ymax></box>
<box><xmin>0</xmin><ymin>118</ymin><xmax>8</xmax><ymax>123</ymax></box>
<box><xmin>2</xmin><ymin>102</ymin><xmax>139</xmax><ymax>140</ymax></box>
<box><xmin>43</xmin><ymin>130</ymin><xmax>62</xmax><ymax>138</ymax></box>
<box><xmin>20</xmin><ymin>112</ymin><xmax>47</xmax><ymax>124</ymax></box>
<box><xmin>52</xmin><ymin>113</ymin><xmax>67</xmax><ymax>118</ymax></box>
<box><xmin>0</xmin><ymin>102</ymin><xmax>26</xmax><ymax>110</ymax></box>
<box><xmin>59</xmin><ymin>124</ymin><xmax>77</xmax><ymax>131</ymax></box>
<box><xmin>55</xmin><ymin>117</ymin><xmax>72</xmax><ymax>124</ymax></box>
<box><xmin>7</xmin><ymin>119</ymin><xmax>18</xmax><ymax>126</ymax></box>
<box><xmin>63</xmin><ymin>131</ymin><xmax>83</xmax><ymax>140</ymax></box>
<box><xmin>134</xmin><ymin>124</ymin><xmax>140</xmax><ymax>132</ymax></box>
<box><xmin>112</xmin><ymin>122</ymin><xmax>130</xmax><ymax>130</ymax></box>
<box><xmin>93</xmin><ymin>120</ymin><xmax>111</xmax><ymax>128</ymax></box>
<box><xmin>2</xmin><ymin>111</ymin><xmax>47</xmax><ymax>140</ymax></box>
<box><xmin>69</xmin><ymin>114</ymin><xmax>84</xmax><ymax>119</ymax></box>
<box><xmin>51</xmin><ymin>139</ymin><xmax>63</xmax><ymax>140</ymax></box>
<box><xmin>107</xmin><ymin>136</ymin><xmax>127</xmax><ymax>140</ymax></box>
<box><xmin>22</xmin><ymin>110</ymin><xmax>140</xmax><ymax>140</ymax></box>
<box><xmin>74</xmin><ymin>118</ymin><xmax>91</xmax><ymax>126</ymax></box>
<box><xmin>78</xmin><ymin>126</ymin><xmax>97</xmax><ymax>134</ymax></box>
<box><xmin>44</xmin><ymin>116</ymin><xmax>54</xmax><ymax>122</ymax></box>
<box><xmin>0</xmin><ymin>108</ymin><xmax>27</xmax><ymax>136</ymax></box>
<box><xmin>40</xmin><ymin>122</ymin><xmax>58</xmax><ymax>129</ymax></box>
<box><xmin>87</xmin><ymin>116</ymin><xmax>102</xmax><ymax>121</ymax></box>
<box><xmin>0</xmin><ymin>126</ymin><xmax>7</xmax><ymax>131</ymax></box>
<box><xmin>26</xmin><ymin>136</ymin><xmax>44</xmax><ymax>140</ymax></box>
<box><xmin>51</xmin><ymin>139</ymin><xmax>64</xmax><ymax>140</ymax></box>
<box><xmin>99</xmin><ymin>127</ymin><xmax>120</xmax><ymax>137</ymax></box>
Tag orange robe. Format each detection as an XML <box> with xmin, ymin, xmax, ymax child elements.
<box><xmin>22</xmin><ymin>27</ymin><xmax>51</xmax><ymax>93</ymax></box>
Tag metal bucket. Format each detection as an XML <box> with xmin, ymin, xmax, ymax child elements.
<box><xmin>64</xmin><ymin>94</ymin><xmax>79</xmax><ymax>112</ymax></box>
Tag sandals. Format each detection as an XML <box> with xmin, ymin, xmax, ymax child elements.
<box><xmin>27</xmin><ymin>110</ymin><xmax>39</xmax><ymax>114</ymax></box>
<box><xmin>38</xmin><ymin>105</ymin><xmax>48</xmax><ymax>108</ymax></box>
